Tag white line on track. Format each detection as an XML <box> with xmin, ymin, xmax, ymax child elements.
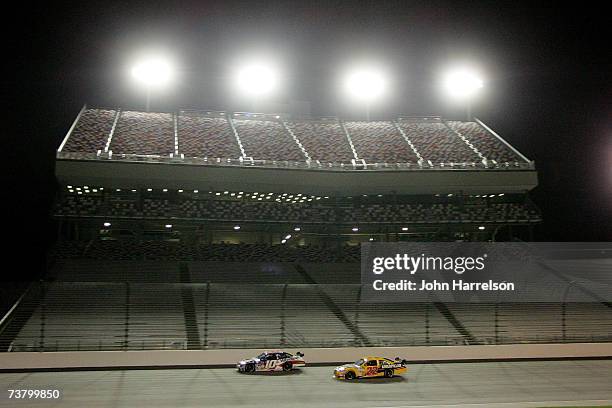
<box><xmin>376</xmin><ymin>399</ymin><xmax>612</xmax><ymax>408</ymax></box>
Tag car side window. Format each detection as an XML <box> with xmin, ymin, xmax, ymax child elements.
<box><xmin>268</xmin><ymin>353</ymin><xmax>277</xmax><ymax>360</ymax></box>
<box><xmin>366</xmin><ymin>360</ymin><xmax>377</xmax><ymax>367</ymax></box>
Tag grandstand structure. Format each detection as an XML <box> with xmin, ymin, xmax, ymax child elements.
<box><xmin>5</xmin><ymin>106</ymin><xmax>609</xmax><ymax>354</ymax></box>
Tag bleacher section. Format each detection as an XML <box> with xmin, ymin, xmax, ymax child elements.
<box><xmin>285</xmin><ymin>120</ymin><xmax>354</xmax><ymax>163</ymax></box>
<box><xmin>54</xmin><ymin>191</ymin><xmax>542</xmax><ymax>225</ymax></box>
<box><xmin>50</xmin><ymin>242</ymin><xmax>361</xmax><ymax>263</ymax></box>
<box><xmin>345</xmin><ymin>121</ymin><xmax>419</xmax><ymax>163</ymax></box>
<box><xmin>110</xmin><ymin>111</ymin><xmax>175</xmax><ymax>155</ymax></box>
<box><xmin>58</xmin><ymin>108</ymin><xmax>532</xmax><ymax>169</ymax></box>
<box><xmin>447</xmin><ymin>121</ymin><xmax>524</xmax><ymax>163</ymax></box>
<box><xmin>199</xmin><ymin>284</ymin><xmax>283</xmax><ymax>349</ymax></box>
<box><xmin>397</xmin><ymin>120</ymin><xmax>481</xmax><ymax>164</ymax></box>
<box><xmin>50</xmin><ymin>260</ymin><xmax>181</xmax><ymax>282</ymax></box>
<box><xmin>188</xmin><ymin>262</ymin><xmax>306</xmax><ymax>283</ymax></box>
<box><xmin>6</xmin><ymin>275</ymin><xmax>611</xmax><ymax>351</ymax></box>
<box><xmin>177</xmin><ymin>112</ymin><xmax>241</xmax><ymax>159</ymax></box>
<box><xmin>233</xmin><ymin>118</ymin><xmax>305</xmax><ymax>161</ymax></box>
<box><xmin>62</xmin><ymin>109</ymin><xmax>117</xmax><ymax>153</ymax></box>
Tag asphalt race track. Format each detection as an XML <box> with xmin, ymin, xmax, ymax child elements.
<box><xmin>1</xmin><ymin>360</ymin><xmax>612</xmax><ymax>407</ymax></box>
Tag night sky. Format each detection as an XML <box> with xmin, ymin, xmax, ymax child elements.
<box><xmin>4</xmin><ymin>1</ymin><xmax>611</xmax><ymax>280</ymax></box>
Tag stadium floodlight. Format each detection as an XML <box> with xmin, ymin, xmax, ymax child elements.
<box><xmin>233</xmin><ymin>225</ymin><xmax>241</xmax><ymax>230</ymax></box>
<box><xmin>478</xmin><ymin>226</ymin><xmax>486</xmax><ymax>230</ymax></box>
<box><xmin>441</xmin><ymin>66</ymin><xmax>484</xmax><ymax>120</ymax></box>
<box><xmin>165</xmin><ymin>224</ymin><xmax>173</xmax><ymax>229</ymax></box>
<box><xmin>234</xmin><ymin>61</ymin><xmax>280</xmax><ymax>101</ymax></box>
<box><xmin>131</xmin><ymin>56</ymin><xmax>176</xmax><ymax>112</ymax></box>
<box><xmin>294</xmin><ymin>227</ymin><xmax>301</xmax><ymax>232</ymax></box>
<box><xmin>343</xmin><ymin>66</ymin><xmax>388</xmax><ymax>120</ymax></box>
<box><xmin>103</xmin><ymin>222</ymin><xmax>111</xmax><ymax>227</ymax></box>
<box><xmin>352</xmin><ymin>227</ymin><xmax>359</xmax><ymax>232</ymax></box>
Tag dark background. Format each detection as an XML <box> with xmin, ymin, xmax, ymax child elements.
<box><xmin>3</xmin><ymin>1</ymin><xmax>611</xmax><ymax>282</ymax></box>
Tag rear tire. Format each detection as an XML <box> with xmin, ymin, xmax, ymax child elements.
<box><xmin>345</xmin><ymin>371</ymin><xmax>356</xmax><ymax>380</ymax></box>
<box><xmin>283</xmin><ymin>362</ymin><xmax>292</xmax><ymax>371</ymax></box>
<box><xmin>384</xmin><ymin>369</ymin><xmax>394</xmax><ymax>378</ymax></box>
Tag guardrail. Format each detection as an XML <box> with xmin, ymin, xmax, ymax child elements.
<box><xmin>56</xmin><ymin>151</ymin><xmax>536</xmax><ymax>171</ymax></box>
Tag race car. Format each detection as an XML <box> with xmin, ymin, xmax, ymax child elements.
<box><xmin>333</xmin><ymin>356</ymin><xmax>408</xmax><ymax>380</ymax></box>
<box><xmin>236</xmin><ymin>351</ymin><xmax>305</xmax><ymax>373</ymax></box>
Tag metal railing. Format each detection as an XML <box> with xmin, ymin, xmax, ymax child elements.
<box><xmin>56</xmin><ymin>151</ymin><xmax>536</xmax><ymax>171</ymax></box>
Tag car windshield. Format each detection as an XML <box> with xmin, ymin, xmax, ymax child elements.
<box><xmin>354</xmin><ymin>359</ymin><xmax>364</xmax><ymax>365</ymax></box>
<box><xmin>256</xmin><ymin>353</ymin><xmax>267</xmax><ymax>359</ymax></box>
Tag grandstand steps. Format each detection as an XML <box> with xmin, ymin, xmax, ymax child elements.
<box><xmin>0</xmin><ymin>284</ymin><xmax>41</xmax><ymax>352</ymax></box>
<box><xmin>179</xmin><ymin>263</ymin><xmax>201</xmax><ymax>349</ymax></box>
<box><xmin>281</xmin><ymin>120</ymin><xmax>311</xmax><ymax>161</ymax></box>
<box><xmin>338</xmin><ymin>121</ymin><xmax>359</xmax><ymax>161</ymax></box>
<box><xmin>433</xmin><ymin>302</ymin><xmax>480</xmax><ymax>345</ymax></box>
<box><xmin>442</xmin><ymin>120</ymin><xmax>487</xmax><ymax>164</ymax></box>
<box><xmin>226</xmin><ymin>113</ymin><xmax>247</xmax><ymax>158</ymax></box>
<box><xmin>294</xmin><ymin>264</ymin><xmax>373</xmax><ymax>347</ymax></box>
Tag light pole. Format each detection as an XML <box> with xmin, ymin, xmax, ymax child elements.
<box><xmin>131</xmin><ymin>57</ymin><xmax>175</xmax><ymax>112</ymax></box>
<box><xmin>442</xmin><ymin>67</ymin><xmax>483</xmax><ymax>121</ymax></box>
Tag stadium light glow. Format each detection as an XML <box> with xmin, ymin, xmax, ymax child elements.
<box><xmin>343</xmin><ymin>67</ymin><xmax>387</xmax><ymax>105</ymax></box>
<box><xmin>130</xmin><ymin>55</ymin><xmax>176</xmax><ymax>111</ymax></box>
<box><xmin>294</xmin><ymin>227</ymin><xmax>301</xmax><ymax>232</ymax></box>
<box><xmin>103</xmin><ymin>222</ymin><xmax>111</xmax><ymax>227</ymax></box>
<box><xmin>442</xmin><ymin>66</ymin><xmax>483</xmax><ymax>101</ymax></box>
<box><xmin>165</xmin><ymin>224</ymin><xmax>172</xmax><ymax>228</ymax></box>
<box><xmin>233</xmin><ymin>225</ymin><xmax>241</xmax><ymax>230</ymax></box>
<box><xmin>131</xmin><ymin>57</ymin><xmax>175</xmax><ymax>89</ymax></box>
<box><xmin>352</xmin><ymin>227</ymin><xmax>359</xmax><ymax>232</ymax></box>
<box><xmin>284</xmin><ymin>234</ymin><xmax>292</xmax><ymax>240</ymax></box>
<box><xmin>234</xmin><ymin>61</ymin><xmax>280</xmax><ymax>98</ymax></box>
<box><xmin>478</xmin><ymin>226</ymin><xmax>486</xmax><ymax>230</ymax></box>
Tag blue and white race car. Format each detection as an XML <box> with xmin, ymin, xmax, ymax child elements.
<box><xmin>236</xmin><ymin>351</ymin><xmax>305</xmax><ymax>373</ymax></box>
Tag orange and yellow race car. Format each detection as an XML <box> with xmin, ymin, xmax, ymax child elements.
<box><xmin>333</xmin><ymin>356</ymin><xmax>408</xmax><ymax>380</ymax></box>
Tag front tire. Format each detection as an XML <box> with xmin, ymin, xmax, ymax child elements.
<box><xmin>384</xmin><ymin>369</ymin><xmax>394</xmax><ymax>378</ymax></box>
<box><xmin>245</xmin><ymin>363</ymin><xmax>255</xmax><ymax>373</ymax></box>
<box><xmin>283</xmin><ymin>362</ymin><xmax>292</xmax><ymax>371</ymax></box>
<box><xmin>345</xmin><ymin>371</ymin><xmax>356</xmax><ymax>380</ymax></box>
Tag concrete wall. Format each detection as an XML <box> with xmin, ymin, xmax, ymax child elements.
<box><xmin>1</xmin><ymin>343</ymin><xmax>610</xmax><ymax>371</ymax></box>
